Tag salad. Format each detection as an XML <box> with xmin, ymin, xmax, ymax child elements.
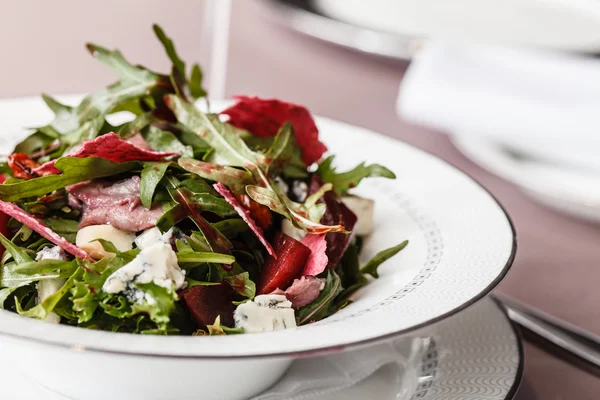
<box><xmin>0</xmin><ymin>25</ymin><xmax>408</xmax><ymax>335</ymax></box>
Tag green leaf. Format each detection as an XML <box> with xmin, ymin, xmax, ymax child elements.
<box><xmin>93</xmin><ymin>239</ymin><xmax>119</xmax><ymax>254</ymax></box>
<box><xmin>0</xmin><ymin>157</ymin><xmax>138</xmax><ymax>202</ymax></box>
<box><xmin>224</xmin><ymin>272</ymin><xmax>255</xmax><ymax>299</ymax></box>
<box><xmin>180</xmin><ymin>177</ymin><xmax>218</xmax><ymax>196</ymax></box>
<box><xmin>12</xmin><ymin>259</ymin><xmax>77</xmax><ymax>275</ymax></box>
<box><xmin>86</xmin><ymin>43</ymin><xmax>160</xmax><ymax>86</ymax></box>
<box><xmin>317</xmin><ymin>155</ymin><xmax>396</xmax><ymax>195</ymax></box>
<box><xmin>156</xmin><ymin>203</ymin><xmax>184</xmax><ymax>233</ymax></box>
<box><xmin>178</xmin><ymin>158</ymin><xmax>254</xmax><ymax>195</ymax></box>
<box><xmin>202</xmin><ymin>315</ymin><xmax>244</xmax><ymax>335</ymax></box>
<box><xmin>184</xmin><ymin>279</ymin><xmax>221</xmax><ymax>289</ymax></box>
<box><xmin>360</xmin><ymin>240</ymin><xmax>409</xmax><ymax>279</ymax></box>
<box><xmin>44</xmin><ymin>218</ymin><xmax>79</xmax><ymax>244</ymax></box>
<box><xmin>153</xmin><ymin>24</ymin><xmax>186</xmax><ymax>79</ymax></box>
<box><xmin>14</xmin><ymin>130</ymin><xmax>56</xmax><ymax>155</ymax></box>
<box><xmin>140</xmin><ymin>162</ymin><xmax>170</xmax><ymax>208</ymax></box>
<box><xmin>166</xmin><ymin>95</ymin><xmax>264</xmax><ymax>171</ymax></box>
<box><xmin>189</xmin><ymin>64</ymin><xmax>207</xmax><ymax>99</ymax></box>
<box><xmin>246</xmin><ymin>185</ymin><xmax>345</xmax><ymax>234</ymax></box>
<box><xmin>60</xmin><ymin>116</ymin><xmax>105</xmax><ymax>147</ymax></box>
<box><xmin>265</xmin><ymin>123</ymin><xmax>306</xmax><ymax>177</ymax></box>
<box><xmin>188</xmin><ymin>193</ymin><xmax>236</xmax><ymax>217</ymax></box>
<box><xmin>297</xmin><ymin>270</ymin><xmax>343</xmax><ymax>325</ymax></box>
<box><xmin>176</xmin><ymin>251</ymin><xmax>235</xmax><ymax>264</ymax></box>
<box><xmin>211</xmin><ymin>219</ymin><xmax>249</xmax><ymax>237</ymax></box>
<box><xmin>118</xmin><ymin>112</ymin><xmax>152</xmax><ymax>138</ymax></box>
<box><xmin>0</xmin><ymin>232</ymin><xmax>33</xmax><ymax>264</ymax></box>
<box><xmin>16</xmin><ymin>268</ymin><xmax>83</xmax><ymax>319</ymax></box>
<box><xmin>41</xmin><ymin>94</ymin><xmax>73</xmax><ymax>115</ymax></box>
<box><xmin>144</xmin><ymin>126</ymin><xmax>193</xmax><ymax>157</ymax></box>
<box><xmin>167</xmin><ymin>184</ymin><xmax>232</xmax><ymax>254</ymax></box>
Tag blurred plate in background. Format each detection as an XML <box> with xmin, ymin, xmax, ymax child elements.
<box><xmin>258</xmin><ymin>0</ymin><xmax>421</xmax><ymax>60</ymax></box>
<box><xmin>263</xmin><ymin>0</ymin><xmax>600</xmax><ymax>56</ymax></box>
<box><xmin>453</xmin><ymin>135</ymin><xmax>600</xmax><ymax>223</ymax></box>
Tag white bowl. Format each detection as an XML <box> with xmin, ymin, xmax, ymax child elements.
<box><xmin>0</xmin><ymin>96</ymin><xmax>516</xmax><ymax>400</ymax></box>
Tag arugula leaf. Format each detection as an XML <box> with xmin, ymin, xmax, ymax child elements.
<box><xmin>144</xmin><ymin>126</ymin><xmax>193</xmax><ymax>157</ymax></box>
<box><xmin>212</xmin><ymin>218</ymin><xmax>249</xmax><ymax>237</ymax></box>
<box><xmin>185</xmin><ymin>279</ymin><xmax>221</xmax><ymax>288</ymax></box>
<box><xmin>16</xmin><ymin>268</ymin><xmax>83</xmax><ymax>319</ymax></box>
<box><xmin>166</xmin><ymin>95</ymin><xmax>265</xmax><ymax>173</ymax></box>
<box><xmin>297</xmin><ymin>270</ymin><xmax>343</xmax><ymax>325</ymax></box>
<box><xmin>41</xmin><ymin>94</ymin><xmax>73</xmax><ymax>115</ymax></box>
<box><xmin>360</xmin><ymin>240</ymin><xmax>409</xmax><ymax>278</ymax></box>
<box><xmin>180</xmin><ymin>177</ymin><xmax>218</xmax><ymax>196</ymax></box>
<box><xmin>167</xmin><ymin>184</ymin><xmax>231</xmax><ymax>254</ymax></box>
<box><xmin>153</xmin><ymin>24</ymin><xmax>186</xmax><ymax>79</ymax></box>
<box><xmin>317</xmin><ymin>155</ymin><xmax>396</xmax><ymax>195</ymax></box>
<box><xmin>178</xmin><ymin>158</ymin><xmax>254</xmax><ymax>195</ymax></box>
<box><xmin>0</xmin><ymin>232</ymin><xmax>33</xmax><ymax>264</ymax></box>
<box><xmin>12</xmin><ymin>259</ymin><xmax>77</xmax><ymax>275</ymax></box>
<box><xmin>189</xmin><ymin>64</ymin><xmax>207</xmax><ymax>100</ymax></box>
<box><xmin>176</xmin><ymin>251</ymin><xmax>235</xmax><ymax>265</ymax></box>
<box><xmin>224</xmin><ymin>272</ymin><xmax>255</xmax><ymax>299</ymax></box>
<box><xmin>118</xmin><ymin>113</ymin><xmax>152</xmax><ymax>138</ymax></box>
<box><xmin>0</xmin><ymin>157</ymin><xmax>138</xmax><ymax>202</ymax></box>
<box><xmin>201</xmin><ymin>316</ymin><xmax>244</xmax><ymax>335</ymax></box>
<box><xmin>140</xmin><ymin>162</ymin><xmax>170</xmax><ymax>208</ymax></box>
<box><xmin>44</xmin><ymin>218</ymin><xmax>79</xmax><ymax>243</ymax></box>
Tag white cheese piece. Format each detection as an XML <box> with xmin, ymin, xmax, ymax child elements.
<box><xmin>102</xmin><ymin>242</ymin><xmax>186</xmax><ymax>296</ymax></box>
<box><xmin>234</xmin><ymin>294</ymin><xmax>297</xmax><ymax>333</ymax></box>
<box><xmin>281</xmin><ymin>219</ymin><xmax>306</xmax><ymax>241</ymax></box>
<box><xmin>342</xmin><ymin>195</ymin><xmax>375</xmax><ymax>236</ymax></box>
<box><xmin>291</xmin><ymin>181</ymin><xmax>308</xmax><ymax>202</ymax></box>
<box><xmin>76</xmin><ymin>225</ymin><xmax>136</xmax><ymax>259</ymax></box>
<box><xmin>135</xmin><ymin>227</ymin><xmax>173</xmax><ymax>250</ymax></box>
<box><xmin>35</xmin><ymin>246</ymin><xmax>68</xmax><ymax>324</ymax></box>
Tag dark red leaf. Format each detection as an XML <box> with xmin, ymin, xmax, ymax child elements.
<box><xmin>34</xmin><ymin>133</ymin><xmax>178</xmax><ymax>175</ymax></box>
<box><xmin>309</xmin><ymin>176</ymin><xmax>357</xmax><ymax>269</ymax></box>
<box><xmin>0</xmin><ymin>200</ymin><xmax>93</xmax><ymax>261</ymax></box>
<box><xmin>220</xmin><ymin>96</ymin><xmax>327</xmax><ymax>165</ymax></box>
<box><xmin>258</xmin><ymin>232</ymin><xmax>311</xmax><ymax>295</ymax></box>
<box><xmin>213</xmin><ymin>183</ymin><xmax>275</xmax><ymax>257</ymax></box>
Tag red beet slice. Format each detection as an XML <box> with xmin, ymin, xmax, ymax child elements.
<box><xmin>220</xmin><ymin>96</ymin><xmax>327</xmax><ymax>165</ymax></box>
<box><xmin>180</xmin><ymin>283</ymin><xmax>236</xmax><ymax>328</ymax></box>
<box><xmin>309</xmin><ymin>176</ymin><xmax>357</xmax><ymax>269</ymax></box>
<box><xmin>258</xmin><ymin>232</ymin><xmax>311</xmax><ymax>295</ymax></box>
<box><xmin>34</xmin><ymin>132</ymin><xmax>178</xmax><ymax>175</ymax></box>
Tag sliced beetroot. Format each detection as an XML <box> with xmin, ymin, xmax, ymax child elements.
<box><xmin>0</xmin><ymin>200</ymin><xmax>93</xmax><ymax>261</ymax></box>
<box><xmin>309</xmin><ymin>176</ymin><xmax>357</xmax><ymax>269</ymax></box>
<box><xmin>220</xmin><ymin>96</ymin><xmax>327</xmax><ymax>165</ymax></box>
<box><xmin>34</xmin><ymin>132</ymin><xmax>178</xmax><ymax>175</ymax></box>
<box><xmin>300</xmin><ymin>233</ymin><xmax>328</xmax><ymax>276</ymax></box>
<box><xmin>272</xmin><ymin>276</ymin><xmax>325</xmax><ymax>309</ymax></box>
<box><xmin>180</xmin><ymin>283</ymin><xmax>236</xmax><ymax>328</ymax></box>
<box><xmin>213</xmin><ymin>182</ymin><xmax>276</xmax><ymax>257</ymax></box>
<box><xmin>258</xmin><ymin>232</ymin><xmax>311</xmax><ymax>295</ymax></box>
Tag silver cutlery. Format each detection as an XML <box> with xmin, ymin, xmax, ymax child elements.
<box><xmin>494</xmin><ymin>293</ymin><xmax>600</xmax><ymax>376</ymax></box>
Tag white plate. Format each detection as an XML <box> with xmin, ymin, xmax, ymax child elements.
<box><xmin>2</xmin><ymin>297</ymin><xmax>523</xmax><ymax>400</ymax></box>
<box><xmin>454</xmin><ymin>135</ymin><xmax>600</xmax><ymax>223</ymax></box>
<box><xmin>0</xmin><ymin>96</ymin><xmax>516</xmax><ymax>400</ymax></box>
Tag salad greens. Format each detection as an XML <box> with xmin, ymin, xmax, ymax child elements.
<box><xmin>0</xmin><ymin>25</ymin><xmax>408</xmax><ymax>336</ymax></box>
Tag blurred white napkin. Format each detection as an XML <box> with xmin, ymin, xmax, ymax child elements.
<box><xmin>252</xmin><ymin>337</ymin><xmax>426</xmax><ymax>400</ymax></box>
<box><xmin>397</xmin><ymin>43</ymin><xmax>600</xmax><ymax>172</ymax></box>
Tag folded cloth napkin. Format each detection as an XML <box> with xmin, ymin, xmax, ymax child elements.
<box><xmin>252</xmin><ymin>337</ymin><xmax>427</xmax><ymax>400</ymax></box>
<box><xmin>397</xmin><ymin>42</ymin><xmax>600</xmax><ymax>172</ymax></box>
